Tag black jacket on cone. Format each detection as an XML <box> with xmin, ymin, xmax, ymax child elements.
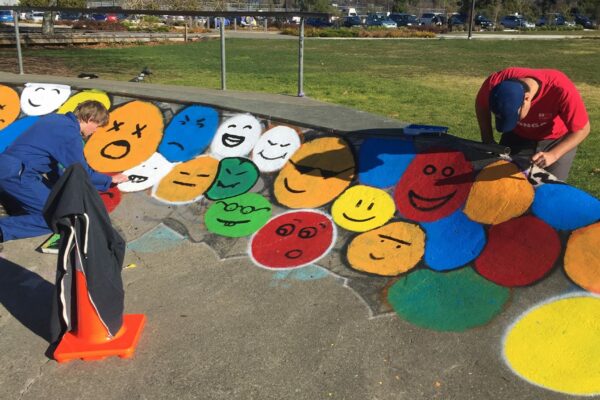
<box><xmin>43</xmin><ymin>164</ymin><xmax>125</xmax><ymax>342</ymax></box>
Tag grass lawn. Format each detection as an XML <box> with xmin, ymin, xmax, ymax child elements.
<box><xmin>2</xmin><ymin>37</ymin><xmax>599</xmax><ymax>195</ymax></box>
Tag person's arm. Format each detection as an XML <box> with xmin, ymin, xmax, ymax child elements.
<box><xmin>531</xmin><ymin>121</ymin><xmax>590</xmax><ymax>168</ymax></box>
<box><xmin>55</xmin><ymin>137</ymin><xmax>114</xmax><ymax>191</ymax></box>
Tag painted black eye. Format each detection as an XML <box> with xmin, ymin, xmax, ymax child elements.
<box><xmin>442</xmin><ymin>166</ymin><xmax>455</xmax><ymax>177</ymax></box>
<box><xmin>356</xmin><ymin>199</ymin><xmax>362</xmax><ymax>207</ymax></box>
<box><xmin>423</xmin><ymin>165</ymin><xmax>436</xmax><ymax>175</ymax></box>
<box><xmin>276</xmin><ymin>224</ymin><xmax>295</xmax><ymax>236</ymax></box>
<box><xmin>367</xmin><ymin>202</ymin><xmax>374</xmax><ymax>211</ymax></box>
<box><xmin>298</xmin><ymin>227</ymin><xmax>317</xmax><ymax>239</ymax></box>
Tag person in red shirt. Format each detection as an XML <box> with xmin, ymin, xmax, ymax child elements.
<box><xmin>476</xmin><ymin>67</ymin><xmax>590</xmax><ymax>181</ymax></box>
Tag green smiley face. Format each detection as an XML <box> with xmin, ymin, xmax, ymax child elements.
<box><xmin>204</xmin><ymin>193</ymin><xmax>272</xmax><ymax>237</ymax></box>
<box><xmin>205</xmin><ymin>157</ymin><xmax>259</xmax><ymax>200</ymax></box>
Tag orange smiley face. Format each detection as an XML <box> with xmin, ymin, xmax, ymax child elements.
<box><xmin>152</xmin><ymin>155</ymin><xmax>219</xmax><ymax>204</ymax></box>
<box><xmin>274</xmin><ymin>137</ymin><xmax>356</xmax><ymax>208</ymax></box>
<box><xmin>84</xmin><ymin>101</ymin><xmax>164</xmax><ymax>172</ymax></box>
<box><xmin>0</xmin><ymin>85</ymin><xmax>21</xmax><ymax>130</ymax></box>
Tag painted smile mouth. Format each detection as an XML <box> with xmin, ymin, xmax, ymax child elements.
<box><xmin>283</xmin><ymin>178</ymin><xmax>306</xmax><ymax>194</ymax></box>
<box><xmin>101</xmin><ymin>140</ymin><xmax>131</xmax><ymax>160</ymax></box>
<box><xmin>128</xmin><ymin>175</ymin><xmax>148</xmax><ymax>183</ymax></box>
<box><xmin>369</xmin><ymin>253</ymin><xmax>384</xmax><ymax>260</ymax></box>
<box><xmin>285</xmin><ymin>249</ymin><xmax>303</xmax><ymax>259</ymax></box>
<box><xmin>342</xmin><ymin>213</ymin><xmax>375</xmax><ymax>222</ymax></box>
<box><xmin>222</xmin><ymin>134</ymin><xmax>245</xmax><ymax>147</ymax></box>
<box><xmin>258</xmin><ymin>150</ymin><xmax>287</xmax><ymax>161</ymax></box>
<box><xmin>217</xmin><ymin>181</ymin><xmax>240</xmax><ymax>189</ymax></box>
<box><xmin>27</xmin><ymin>99</ymin><xmax>40</xmax><ymax>107</ymax></box>
<box><xmin>408</xmin><ymin>190</ymin><xmax>456</xmax><ymax>211</ymax></box>
<box><xmin>217</xmin><ymin>218</ymin><xmax>250</xmax><ymax>226</ymax></box>
<box><xmin>173</xmin><ymin>180</ymin><xmax>196</xmax><ymax>187</ymax></box>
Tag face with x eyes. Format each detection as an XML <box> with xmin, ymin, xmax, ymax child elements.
<box><xmin>394</xmin><ymin>147</ymin><xmax>474</xmax><ymax>222</ymax></box>
<box><xmin>251</xmin><ymin>125</ymin><xmax>301</xmax><ymax>172</ymax></box>
<box><xmin>274</xmin><ymin>137</ymin><xmax>356</xmax><ymax>209</ymax></box>
<box><xmin>152</xmin><ymin>155</ymin><xmax>219</xmax><ymax>204</ymax></box>
<box><xmin>331</xmin><ymin>185</ymin><xmax>396</xmax><ymax>232</ymax></box>
<box><xmin>250</xmin><ymin>210</ymin><xmax>336</xmax><ymax>269</ymax></box>
<box><xmin>204</xmin><ymin>193</ymin><xmax>272</xmax><ymax>237</ymax></box>
<box><xmin>158</xmin><ymin>105</ymin><xmax>219</xmax><ymax>163</ymax></box>
<box><xmin>0</xmin><ymin>85</ymin><xmax>20</xmax><ymax>130</ymax></box>
<box><xmin>20</xmin><ymin>83</ymin><xmax>71</xmax><ymax>116</ymax></box>
<box><xmin>205</xmin><ymin>157</ymin><xmax>260</xmax><ymax>200</ymax></box>
<box><xmin>84</xmin><ymin>101</ymin><xmax>164</xmax><ymax>172</ymax></box>
<box><xmin>210</xmin><ymin>114</ymin><xmax>262</xmax><ymax>158</ymax></box>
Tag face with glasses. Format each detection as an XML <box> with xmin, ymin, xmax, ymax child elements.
<box><xmin>274</xmin><ymin>137</ymin><xmax>356</xmax><ymax>208</ymax></box>
<box><xmin>204</xmin><ymin>193</ymin><xmax>272</xmax><ymax>237</ymax></box>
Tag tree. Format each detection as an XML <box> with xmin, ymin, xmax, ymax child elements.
<box><xmin>19</xmin><ymin>0</ymin><xmax>86</xmax><ymax>35</ymax></box>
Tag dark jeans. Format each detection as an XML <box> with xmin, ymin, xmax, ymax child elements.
<box><xmin>499</xmin><ymin>132</ymin><xmax>578</xmax><ymax>181</ymax></box>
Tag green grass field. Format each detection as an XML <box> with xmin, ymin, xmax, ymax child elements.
<box><xmin>4</xmin><ymin>37</ymin><xmax>599</xmax><ymax>195</ymax></box>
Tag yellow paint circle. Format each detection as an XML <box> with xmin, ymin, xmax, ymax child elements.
<box><xmin>503</xmin><ymin>295</ymin><xmax>600</xmax><ymax>395</ymax></box>
<box><xmin>564</xmin><ymin>222</ymin><xmax>600</xmax><ymax>294</ymax></box>
<box><xmin>346</xmin><ymin>222</ymin><xmax>425</xmax><ymax>276</ymax></box>
<box><xmin>0</xmin><ymin>85</ymin><xmax>21</xmax><ymax>130</ymax></box>
<box><xmin>152</xmin><ymin>155</ymin><xmax>219</xmax><ymax>204</ymax></box>
<box><xmin>464</xmin><ymin>160</ymin><xmax>533</xmax><ymax>225</ymax></box>
<box><xmin>57</xmin><ymin>90</ymin><xmax>111</xmax><ymax>114</ymax></box>
<box><xmin>331</xmin><ymin>185</ymin><xmax>395</xmax><ymax>232</ymax></box>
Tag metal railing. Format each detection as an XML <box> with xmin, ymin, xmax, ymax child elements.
<box><xmin>0</xmin><ymin>6</ymin><xmax>329</xmax><ymax>97</ymax></box>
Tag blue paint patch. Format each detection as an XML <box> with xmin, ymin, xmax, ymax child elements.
<box><xmin>358</xmin><ymin>138</ymin><xmax>416</xmax><ymax>188</ymax></box>
<box><xmin>270</xmin><ymin>264</ymin><xmax>330</xmax><ymax>287</ymax></box>
<box><xmin>0</xmin><ymin>117</ymin><xmax>39</xmax><ymax>152</ymax></box>
<box><xmin>158</xmin><ymin>105</ymin><xmax>219</xmax><ymax>162</ymax></box>
<box><xmin>532</xmin><ymin>183</ymin><xmax>600</xmax><ymax>230</ymax></box>
<box><xmin>421</xmin><ymin>210</ymin><xmax>486</xmax><ymax>271</ymax></box>
<box><xmin>127</xmin><ymin>224</ymin><xmax>186</xmax><ymax>253</ymax></box>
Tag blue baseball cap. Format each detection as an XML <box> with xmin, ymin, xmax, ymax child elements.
<box><xmin>489</xmin><ymin>80</ymin><xmax>525</xmax><ymax>133</ymax></box>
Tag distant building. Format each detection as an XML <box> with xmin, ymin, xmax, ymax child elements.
<box><xmin>0</xmin><ymin>0</ymin><xmax>19</xmax><ymax>5</ymax></box>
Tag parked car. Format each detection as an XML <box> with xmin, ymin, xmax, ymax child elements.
<box><xmin>474</xmin><ymin>14</ymin><xmax>494</xmax><ymax>29</ymax></box>
<box><xmin>448</xmin><ymin>13</ymin><xmax>467</xmax><ymax>26</ymax></box>
<box><xmin>58</xmin><ymin>12</ymin><xmax>82</xmax><ymax>22</ymax></box>
<box><xmin>0</xmin><ymin>10</ymin><xmax>13</xmax><ymax>23</ymax></box>
<box><xmin>500</xmin><ymin>15</ymin><xmax>535</xmax><ymax>29</ymax></box>
<box><xmin>89</xmin><ymin>13</ymin><xmax>107</xmax><ymax>22</ymax></box>
<box><xmin>106</xmin><ymin>13</ymin><xmax>126</xmax><ymax>23</ymax></box>
<box><xmin>341</xmin><ymin>15</ymin><xmax>362</xmax><ymax>28</ymax></box>
<box><xmin>536</xmin><ymin>13</ymin><xmax>572</xmax><ymax>26</ymax></box>
<box><xmin>574</xmin><ymin>15</ymin><xmax>596</xmax><ymax>29</ymax></box>
<box><xmin>388</xmin><ymin>13</ymin><xmax>420</xmax><ymax>27</ymax></box>
<box><xmin>305</xmin><ymin>17</ymin><xmax>332</xmax><ymax>28</ymax></box>
<box><xmin>26</xmin><ymin>11</ymin><xmax>45</xmax><ymax>23</ymax></box>
<box><xmin>420</xmin><ymin>12</ymin><xmax>443</xmax><ymax>26</ymax></box>
<box><xmin>366</xmin><ymin>14</ymin><xmax>397</xmax><ymax>28</ymax></box>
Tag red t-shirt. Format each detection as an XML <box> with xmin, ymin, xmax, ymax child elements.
<box><xmin>476</xmin><ymin>67</ymin><xmax>589</xmax><ymax>140</ymax></box>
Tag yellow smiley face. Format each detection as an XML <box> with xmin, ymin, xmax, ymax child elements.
<box><xmin>57</xmin><ymin>89</ymin><xmax>111</xmax><ymax>114</ymax></box>
<box><xmin>84</xmin><ymin>100</ymin><xmax>164</xmax><ymax>172</ymax></box>
<box><xmin>346</xmin><ymin>222</ymin><xmax>425</xmax><ymax>276</ymax></box>
<box><xmin>152</xmin><ymin>155</ymin><xmax>219</xmax><ymax>204</ymax></box>
<box><xmin>274</xmin><ymin>137</ymin><xmax>355</xmax><ymax>208</ymax></box>
<box><xmin>331</xmin><ymin>185</ymin><xmax>395</xmax><ymax>232</ymax></box>
<box><xmin>0</xmin><ymin>85</ymin><xmax>21</xmax><ymax>130</ymax></box>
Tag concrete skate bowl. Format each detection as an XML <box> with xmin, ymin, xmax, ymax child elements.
<box><xmin>1</xmin><ymin>76</ymin><xmax>599</xmax><ymax>396</ymax></box>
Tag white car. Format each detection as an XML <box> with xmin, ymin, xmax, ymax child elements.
<box><xmin>26</xmin><ymin>11</ymin><xmax>45</xmax><ymax>22</ymax></box>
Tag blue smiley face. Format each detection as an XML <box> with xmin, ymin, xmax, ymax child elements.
<box><xmin>158</xmin><ymin>105</ymin><xmax>219</xmax><ymax>162</ymax></box>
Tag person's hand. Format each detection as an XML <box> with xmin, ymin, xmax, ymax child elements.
<box><xmin>111</xmin><ymin>173</ymin><xmax>129</xmax><ymax>184</ymax></box>
<box><xmin>532</xmin><ymin>151</ymin><xmax>559</xmax><ymax>169</ymax></box>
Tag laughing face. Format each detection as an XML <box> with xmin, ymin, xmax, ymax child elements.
<box><xmin>20</xmin><ymin>83</ymin><xmax>71</xmax><ymax>116</ymax></box>
<box><xmin>394</xmin><ymin>148</ymin><xmax>474</xmax><ymax>222</ymax></box>
<box><xmin>118</xmin><ymin>152</ymin><xmax>174</xmax><ymax>193</ymax></box>
<box><xmin>210</xmin><ymin>114</ymin><xmax>262</xmax><ymax>157</ymax></box>
<box><xmin>251</xmin><ymin>125</ymin><xmax>301</xmax><ymax>172</ymax></box>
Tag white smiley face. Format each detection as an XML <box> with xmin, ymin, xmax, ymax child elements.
<box><xmin>252</xmin><ymin>126</ymin><xmax>301</xmax><ymax>173</ymax></box>
<box><xmin>118</xmin><ymin>152</ymin><xmax>174</xmax><ymax>192</ymax></box>
<box><xmin>210</xmin><ymin>114</ymin><xmax>262</xmax><ymax>158</ymax></box>
<box><xmin>20</xmin><ymin>83</ymin><xmax>71</xmax><ymax>116</ymax></box>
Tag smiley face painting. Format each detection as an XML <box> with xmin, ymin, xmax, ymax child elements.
<box><xmin>346</xmin><ymin>222</ymin><xmax>425</xmax><ymax>276</ymax></box>
<box><xmin>158</xmin><ymin>105</ymin><xmax>219</xmax><ymax>163</ymax></box>
<box><xmin>152</xmin><ymin>155</ymin><xmax>219</xmax><ymax>204</ymax></box>
<box><xmin>204</xmin><ymin>193</ymin><xmax>272</xmax><ymax>237</ymax></box>
<box><xmin>394</xmin><ymin>147</ymin><xmax>474</xmax><ymax>222</ymax></box>
<box><xmin>210</xmin><ymin>114</ymin><xmax>262</xmax><ymax>158</ymax></box>
<box><xmin>331</xmin><ymin>185</ymin><xmax>395</xmax><ymax>232</ymax></box>
<box><xmin>57</xmin><ymin>89</ymin><xmax>111</xmax><ymax>114</ymax></box>
<box><xmin>84</xmin><ymin>101</ymin><xmax>164</xmax><ymax>172</ymax></box>
<box><xmin>118</xmin><ymin>152</ymin><xmax>174</xmax><ymax>193</ymax></box>
<box><xmin>251</xmin><ymin>125</ymin><xmax>301</xmax><ymax>173</ymax></box>
<box><xmin>274</xmin><ymin>137</ymin><xmax>356</xmax><ymax>209</ymax></box>
<box><xmin>250</xmin><ymin>210</ymin><xmax>336</xmax><ymax>269</ymax></box>
<box><xmin>205</xmin><ymin>157</ymin><xmax>260</xmax><ymax>200</ymax></box>
<box><xmin>0</xmin><ymin>85</ymin><xmax>21</xmax><ymax>131</ymax></box>
<box><xmin>20</xmin><ymin>83</ymin><xmax>71</xmax><ymax>116</ymax></box>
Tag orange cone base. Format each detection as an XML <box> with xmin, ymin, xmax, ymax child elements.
<box><xmin>54</xmin><ymin>314</ymin><xmax>146</xmax><ymax>363</ymax></box>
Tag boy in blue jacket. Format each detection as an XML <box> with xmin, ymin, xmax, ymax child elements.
<box><xmin>0</xmin><ymin>100</ymin><xmax>128</xmax><ymax>243</ymax></box>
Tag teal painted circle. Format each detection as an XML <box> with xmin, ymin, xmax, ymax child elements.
<box><xmin>205</xmin><ymin>193</ymin><xmax>272</xmax><ymax>237</ymax></box>
<box><xmin>387</xmin><ymin>268</ymin><xmax>510</xmax><ymax>332</ymax></box>
<box><xmin>206</xmin><ymin>157</ymin><xmax>259</xmax><ymax>200</ymax></box>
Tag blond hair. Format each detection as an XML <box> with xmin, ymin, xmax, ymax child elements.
<box><xmin>73</xmin><ymin>100</ymin><xmax>109</xmax><ymax>127</ymax></box>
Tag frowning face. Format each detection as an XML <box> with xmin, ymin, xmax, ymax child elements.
<box><xmin>20</xmin><ymin>83</ymin><xmax>71</xmax><ymax>116</ymax></box>
<box><xmin>152</xmin><ymin>155</ymin><xmax>219</xmax><ymax>204</ymax></box>
<box><xmin>252</xmin><ymin>126</ymin><xmax>301</xmax><ymax>172</ymax></box>
<box><xmin>0</xmin><ymin>85</ymin><xmax>21</xmax><ymax>130</ymax></box>
<box><xmin>394</xmin><ymin>148</ymin><xmax>473</xmax><ymax>222</ymax></box>
<box><xmin>210</xmin><ymin>114</ymin><xmax>262</xmax><ymax>157</ymax></box>
<box><xmin>84</xmin><ymin>101</ymin><xmax>164</xmax><ymax>172</ymax></box>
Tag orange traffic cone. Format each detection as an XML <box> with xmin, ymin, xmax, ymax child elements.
<box><xmin>53</xmin><ymin>270</ymin><xmax>146</xmax><ymax>363</ymax></box>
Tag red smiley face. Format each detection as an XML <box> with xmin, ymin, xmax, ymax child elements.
<box><xmin>394</xmin><ymin>148</ymin><xmax>474</xmax><ymax>222</ymax></box>
<box><xmin>250</xmin><ymin>210</ymin><xmax>336</xmax><ymax>269</ymax></box>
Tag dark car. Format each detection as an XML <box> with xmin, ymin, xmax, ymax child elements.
<box><xmin>389</xmin><ymin>13</ymin><xmax>420</xmax><ymax>27</ymax></box>
<box><xmin>58</xmin><ymin>12</ymin><xmax>81</xmax><ymax>22</ymax></box>
<box><xmin>341</xmin><ymin>16</ymin><xmax>362</xmax><ymax>28</ymax></box>
<box><xmin>536</xmin><ymin>13</ymin><xmax>569</xmax><ymax>26</ymax></box>
<box><xmin>365</xmin><ymin>14</ymin><xmax>397</xmax><ymax>28</ymax></box>
<box><xmin>474</xmin><ymin>14</ymin><xmax>494</xmax><ymax>29</ymax></box>
<box><xmin>89</xmin><ymin>13</ymin><xmax>107</xmax><ymax>22</ymax></box>
<box><xmin>574</xmin><ymin>15</ymin><xmax>596</xmax><ymax>29</ymax></box>
<box><xmin>500</xmin><ymin>15</ymin><xmax>534</xmax><ymax>28</ymax></box>
<box><xmin>448</xmin><ymin>13</ymin><xmax>467</xmax><ymax>26</ymax></box>
<box><xmin>305</xmin><ymin>17</ymin><xmax>332</xmax><ymax>28</ymax></box>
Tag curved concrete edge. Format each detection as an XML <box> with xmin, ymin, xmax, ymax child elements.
<box><xmin>0</xmin><ymin>72</ymin><xmax>406</xmax><ymax>134</ymax></box>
